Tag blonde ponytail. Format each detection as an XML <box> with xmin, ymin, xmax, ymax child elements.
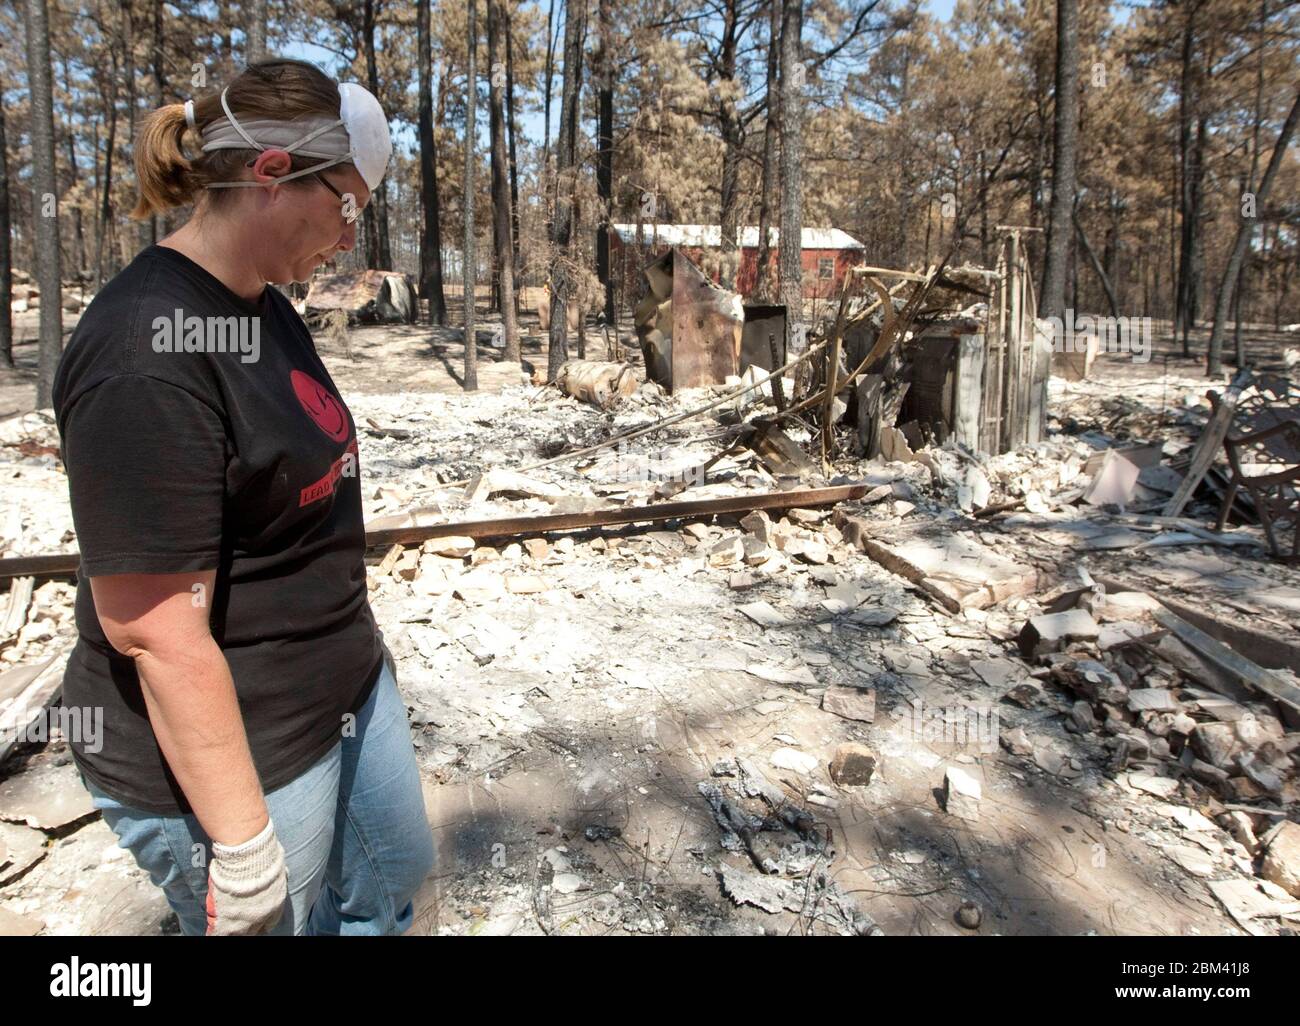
<box><xmin>129</xmin><ymin>103</ymin><xmax>198</xmax><ymax>219</ymax></box>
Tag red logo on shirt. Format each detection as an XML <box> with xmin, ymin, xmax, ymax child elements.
<box><xmin>290</xmin><ymin>369</ymin><xmax>349</xmax><ymax>442</ymax></box>
<box><xmin>300</xmin><ymin>438</ymin><xmax>359</xmax><ymax>507</ymax></box>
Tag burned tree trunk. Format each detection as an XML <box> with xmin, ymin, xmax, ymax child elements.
<box><xmin>488</xmin><ymin>0</ymin><xmax>518</xmax><ymax>360</ymax></box>
<box><xmin>505</xmin><ymin>4</ymin><xmax>522</xmax><ymax>304</ymax></box>
<box><xmin>1207</xmin><ymin>90</ymin><xmax>1300</xmax><ymax>375</ymax></box>
<box><xmin>547</xmin><ymin>0</ymin><xmax>586</xmax><ymax>381</ymax></box>
<box><xmin>95</xmin><ymin>56</ymin><xmax>118</xmax><ymax>289</ymax></box>
<box><xmin>754</xmin><ymin>0</ymin><xmax>779</xmax><ymax>302</ymax></box>
<box><xmin>418</xmin><ymin>0</ymin><xmax>447</xmax><ymax>324</ymax></box>
<box><xmin>542</xmin><ymin>0</ymin><xmax>558</xmax><ymax>180</ymax></box>
<box><xmin>247</xmin><ymin>0</ymin><xmax>267</xmax><ymax>63</ymax></box>
<box><xmin>595</xmin><ymin>0</ymin><xmax>615</xmax><ymax>323</ymax></box>
<box><xmin>464</xmin><ymin>0</ymin><xmax>479</xmax><ymax>391</ymax></box>
<box><xmin>1040</xmin><ymin>0</ymin><xmax>1078</xmax><ymax>322</ymax></box>
<box><xmin>1073</xmin><ymin>208</ymin><xmax>1120</xmax><ymax>319</ymax></box>
<box><xmin>777</xmin><ymin>0</ymin><xmax>803</xmax><ymax>334</ymax></box>
<box><xmin>0</xmin><ymin>99</ymin><xmax>11</xmax><ymax>367</ymax></box>
<box><xmin>362</xmin><ymin>0</ymin><xmax>393</xmax><ymax>270</ymax></box>
<box><xmin>1174</xmin><ymin>5</ymin><xmax>1202</xmax><ymax>350</ymax></box>
<box><xmin>23</xmin><ymin>0</ymin><xmax>63</xmax><ymax>407</ymax></box>
<box><xmin>717</xmin><ymin>0</ymin><xmax>741</xmax><ymax>290</ymax></box>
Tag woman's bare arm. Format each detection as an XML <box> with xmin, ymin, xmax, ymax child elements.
<box><xmin>89</xmin><ymin>570</ymin><xmax>269</xmax><ymax>845</ymax></box>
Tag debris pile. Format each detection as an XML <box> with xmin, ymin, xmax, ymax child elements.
<box><xmin>1</xmin><ymin>315</ymin><xmax>1298</xmax><ymax>933</ymax></box>
<box><xmin>1004</xmin><ymin>579</ymin><xmax>1300</xmax><ymax>928</ymax></box>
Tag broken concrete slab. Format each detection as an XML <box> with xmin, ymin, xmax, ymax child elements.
<box><xmin>821</xmin><ymin>686</ymin><xmax>876</xmax><ymax>723</ymax></box>
<box><xmin>1207</xmin><ymin>878</ymin><xmax>1299</xmax><ymax>935</ymax></box>
<box><xmin>770</xmin><ymin>747</ymin><xmax>819</xmax><ymax>775</ymax></box>
<box><xmin>1019</xmin><ymin>610</ymin><xmax>1101</xmax><ymax>659</ymax></box>
<box><xmin>0</xmin><ymin>820</ymin><xmax>48</xmax><ymax>884</ymax></box>
<box><xmin>1261</xmin><ymin>821</ymin><xmax>1300</xmax><ymax>897</ymax></box>
<box><xmin>504</xmin><ymin>574</ymin><xmax>550</xmax><ymax>594</ymax></box>
<box><xmin>746</xmin><ymin>661</ymin><xmax>818</xmax><ymax>686</ymax></box>
<box><xmin>1163</xmin><ymin>843</ymin><xmax>1216</xmax><ymax>878</ymax></box>
<box><xmin>0</xmin><ymin>760</ymin><xmax>95</xmax><ymax>831</ymax></box>
<box><xmin>1126</xmin><ymin>688</ymin><xmax>1181</xmax><ymax>712</ymax></box>
<box><xmin>1000</xmin><ymin>727</ymin><xmax>1034</xmax><ymax>756</ymax></box>
<box><xmin>850</xmin><ymin>530</ymin><xmax>1041</xmax><ymax>613</ymax></box>
<box><xmin>1191</xmin><ymin>722</ymin><xmax>1237</xmax><ymax>768</ymax></box>
<box><xmin>737</xmin><ymin>601</ymin><xmax>793</xmax><ymax>628</ymax></box>
<box><xmin>1126</xmin><ymin>772</ymin><xmax>1180</xmax><ymax>799</ymax></box>
<box><xmin>709</xmin><ymin>536</ymin><xmax>745</xmax><ymax>567</ymax></box>
<box><xmin>422</xmin><ymin>535</ymin><xmax>476</xmax><ymax>558</ymax></box>
<box><xmin>0</xmin><ymin>904</ymin><xmax>43</xmax><ymax>936</ymax></box>
<box><xmin>943</xmin><ymin>766</ymin><xmax>981</xmax><ymax>822</ymax></box>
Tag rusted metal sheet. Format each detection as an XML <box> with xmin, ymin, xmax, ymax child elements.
<box><xmin>633</xmin><ymin>248</ymin><xmax>743</xmax><ymax>393</ymax></box>
<box><xmin>672</xmin><ymin>249</ymin><xmax>742</xmax><ymax>389</ymax></box>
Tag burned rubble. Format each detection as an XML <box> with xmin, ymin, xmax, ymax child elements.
<box><xmin>1</xmin><ymin>290</ymin><xmax>1299</xmax><ymax>935</ymax></box>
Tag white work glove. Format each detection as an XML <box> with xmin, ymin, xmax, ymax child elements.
<box><xmin>205</xmin><ymin>818</ymin><xmax>288</xmax><ymax>936</ymax></box>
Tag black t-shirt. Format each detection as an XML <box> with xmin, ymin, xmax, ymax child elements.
<box><xmin>52</xmin><ymin>244</ymin><xmax>382</xmax><ymax>814</ymax></box>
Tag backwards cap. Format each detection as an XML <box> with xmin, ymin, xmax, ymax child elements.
<box><xmin>201</xmin><ymin>82</ymin><xmax>392</xmax><ymax>192</ymax></box>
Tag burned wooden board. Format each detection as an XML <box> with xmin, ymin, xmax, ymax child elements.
<box><xmin>1162</xmin><ymin>369</ymin><xmax>1250</xmax><ymax>517</ymax></box>
<box><xmin>1153</xmin><ymin>608</ymin><xmax>1300</xmax><ymax>719</ymax></box>
<box><xmin>851</xmin><ymin>532</ymin><xmax>1041</xmax><ymax>613</ymax></box>
<box><xmin>746</xmin><ymin>420</ymin><xmax>816</xmax><ymax>481</ymax></box>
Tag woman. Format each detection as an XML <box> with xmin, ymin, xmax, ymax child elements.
<box><xmin>51</xmin><ymin>59</ymin><xmax>435</xmax><ymax>936</ymax></box>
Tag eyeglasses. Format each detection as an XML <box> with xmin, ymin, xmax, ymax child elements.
<box><xmin>312</xmin><ymin>172</ymin><xmax>362</xmax><ymax>225</ymax></box>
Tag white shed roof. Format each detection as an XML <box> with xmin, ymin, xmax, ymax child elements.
<box><xmin>612</xmin><ymin>224</ymin><xmax>863</xmax><ymax>250</ymax></box>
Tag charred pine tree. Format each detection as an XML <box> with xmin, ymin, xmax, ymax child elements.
<box><xmin>777</xmin><ymin>0</ymin><xmax>803</xmax><ymax>335</ymax></box>
<box><xmin>488</xmin><ymin>0</ymin><xmax>518</xmax><ymax>359</ymax></box>
<box><xmin>505</xmin><ymin>4</ymin><xmax>522</xmax><ymax>307</ymax></box>
<box><xmin>1040</xmin><ymin>0</ymin><xmax>1078</xmax><ymax>322</ymax></box>
<box><xmin>23</xmin><ymin>0</ymin><xmax>63</xmax><ymax>406</ymax></box>
<box><xmin>547</xmin><ymin>0</ymin><xmax>585</xmax><ymax>381</ymax></box>
<box><xmin>418</xmin><ymin>0</ymin><xmax>447</xmax><ymax>324</ymax></box>
<box><xmin>361</xmin><ymin>0</ymin><xmax>392</xmax><ymax>269</ymax></box>
<box><xmin>755</xmin><ymin>0</ymin><xmax>780</xmax><ymax>302</ymax></box>
<box><xmin>595</xmin><ymin>0</ymin><xmax>614</xmax><ymax>323</ymax></box>
<box><xmin>464</xmin><ymin>0</ymin><xmax>479</xmax><ymax>391</ymax></box>
<box><xmin>1207</xmin><ymin>90</ymin><xmax>1300</xmax><ymax>375</ymax></box>
<box><xmin>0</xmin><ymin>99</ymin><xmax>11</xmax><ymax>367</ymax></box>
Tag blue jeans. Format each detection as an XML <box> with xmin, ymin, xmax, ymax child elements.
<box><xmin>81</xmin><ymin>661</ymin><xmax>435</xmax><ymax>936</ymax></box>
